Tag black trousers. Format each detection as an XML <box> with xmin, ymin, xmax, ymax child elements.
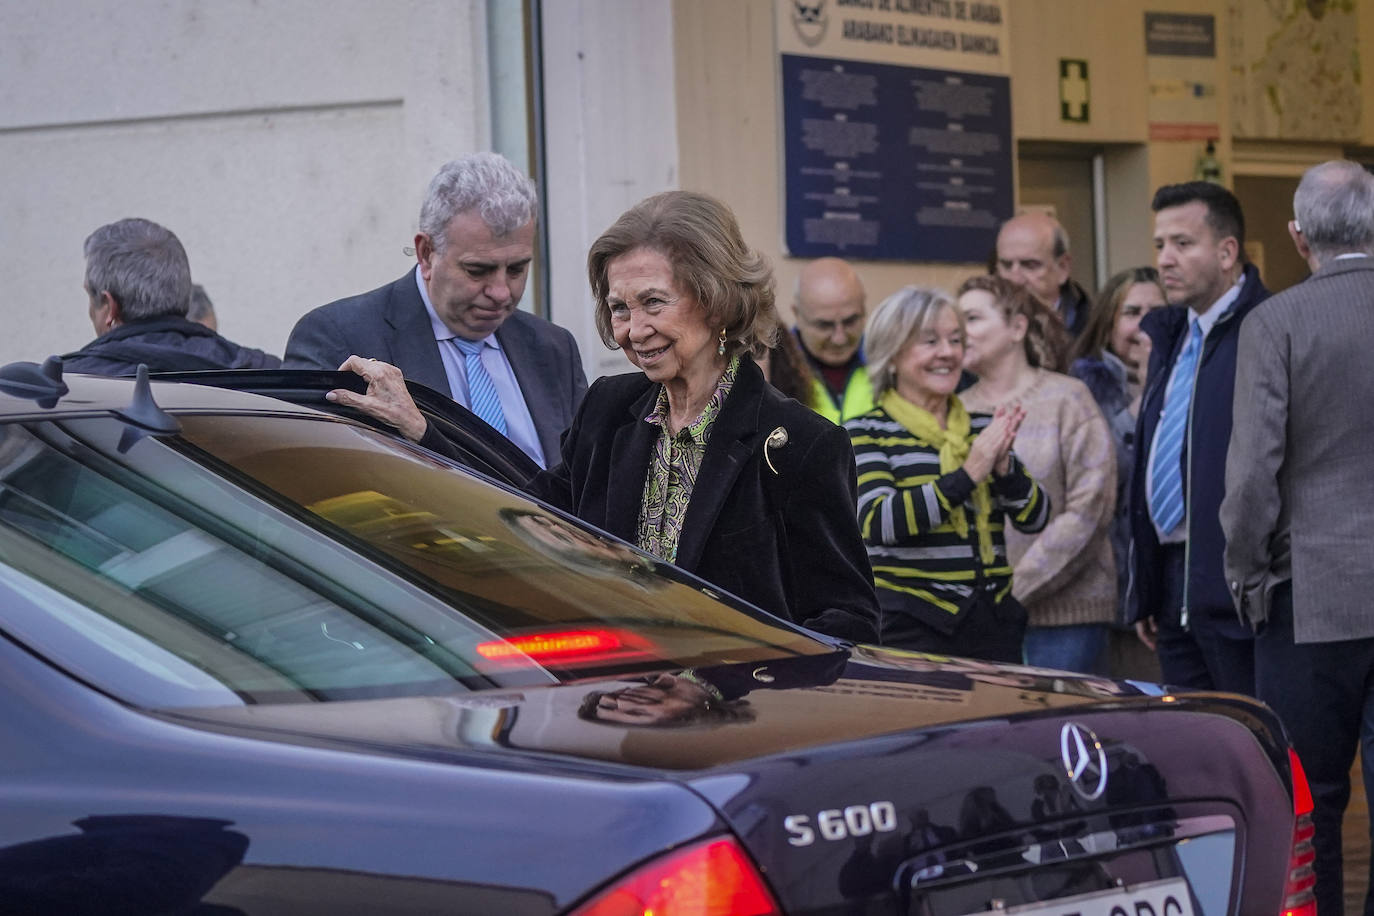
<box><xmin>1255</xmin><ymin>582</ymin><xmax>1374</xmax><ymax>916</ymax></box>
<box><xmin>1153</xmin><ymin>543</ymin><xmax>1255</xmax><ymax>695</ymax></box>
<box><xmin>884</xmin><ymin>595</ymin><xmax>1027</xmax><ymax>663</ymax></box>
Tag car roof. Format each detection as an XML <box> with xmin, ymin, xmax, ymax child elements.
<box><xmin>0</xmin><ymin>359</ymin><xmax>541</xmax><ymax>487</ymax></box>
<box><xmin>0</xmin><ymin>362</ymin><xmax>327</xmax><ymax>420</ymax></box>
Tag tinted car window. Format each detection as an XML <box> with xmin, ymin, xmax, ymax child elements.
<box><xmin>0</xmin><ymin>415</ymin><xmax>822</xmax><ymax>709</ymax></box>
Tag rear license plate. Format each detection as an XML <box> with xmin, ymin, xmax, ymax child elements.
<box><xmin>962</xmin><ymin>877</ymin><xmax>1194</xmax><ymax>916</ymax></box>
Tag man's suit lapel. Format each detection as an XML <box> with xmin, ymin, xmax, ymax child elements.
<box><xmin>496</xmin><ymin>313</ymin><xmax>559</xmax><ymax>459</ymax></box>
<box><xmin>673</xmin><ymin>363</ymin><xmax>765</xmax><ymax>573</ymax></box>
<box><xmin>385</xmin><ymin>273</ymin><xmax>451</xmax><ymax>395</ymax></box>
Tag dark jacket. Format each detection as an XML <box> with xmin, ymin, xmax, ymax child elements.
<box><xmin>1059</xmin><ymin>278</ymin><xmax>1092</xmax><ymax>338</ymax></box>
<box><xmin>525</xmin><ymin>359</ymin><xmax>880</xmax><ymax>644</ymax></box>
<box><xmin>1127</xmin><ymin>263</ymin><xmax>1269</xmax><ymax>625</ymax></box>
<box><xmin>62</xmin><ymin>317</ymin><xmax>281</xmax><ymax>376</ymax></box>
<box><xmin>284</xmin><ymin>272</ymin><xmax>587</xmax><ymax>465</ymax></box>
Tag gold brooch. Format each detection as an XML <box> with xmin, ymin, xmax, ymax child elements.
<box><xmin>764</xmin><ymin>426</ymin><xmax>788</xmax><ymax>475</ymax></box>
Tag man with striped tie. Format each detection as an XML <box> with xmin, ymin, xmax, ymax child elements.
<box><xmin>1126</xmin><ymin>182</ymin><xmax>1269</xmax><ymax>694</ymax></box>
<box><xmin>286</xmin><ymin>153</ymin><xmax>587</xmax><ymax>468</ymax></box>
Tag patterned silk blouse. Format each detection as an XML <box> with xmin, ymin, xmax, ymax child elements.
<box><xmin>636</xmin><ymin>357</ymin><xmax>740</xmax><ymax>563</ymax></box>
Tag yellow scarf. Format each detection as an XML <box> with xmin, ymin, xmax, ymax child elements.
<box><xmin>879</xmin><ymin>390</ymin><xmax>996</xmax><ymax>566</ymax></box>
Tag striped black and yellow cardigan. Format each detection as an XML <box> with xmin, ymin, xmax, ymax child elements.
<box><xmin>845</xmin><ymin>403</ymin><xmax>1050</xmax><ymax>635</ymax></box>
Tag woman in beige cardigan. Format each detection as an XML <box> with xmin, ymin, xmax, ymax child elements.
<box><xmin>956</xmin><ymin>275</ymin><xmax>1117</xmax><ymax>673</ymax></box>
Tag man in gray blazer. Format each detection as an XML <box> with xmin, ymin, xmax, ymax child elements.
<box><xmin>1221</xmin><ymin>159</ymin><xmax>1374</xmax><ymax>914</ymax></box>
<box><xmin>285</xmin><ymin>153</ymin><xmax>587</xmax><ymax>468</ymax></box>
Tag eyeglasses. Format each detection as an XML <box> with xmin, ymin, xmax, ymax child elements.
<box><xmin>798</xmin><ymin>314</ymin><xmax>865</xmax><ymax>334</ymax></box>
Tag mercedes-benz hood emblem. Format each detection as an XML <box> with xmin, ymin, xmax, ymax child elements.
<box><xmin>1060</xmin><ymin>722</ymin><xmax>1108</xmax><ymax>800</ymax></box>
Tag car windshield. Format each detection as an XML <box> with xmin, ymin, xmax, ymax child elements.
<box><xmin>0</xmin><ymin>413</ymin><xmax>824</xmax><ymax>710</ymax></box>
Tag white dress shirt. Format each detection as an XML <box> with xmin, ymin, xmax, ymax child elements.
<box><xmin>415</xmin><ymin>267</ymin><xmax>547</xmax><ymax>468</ymax></box>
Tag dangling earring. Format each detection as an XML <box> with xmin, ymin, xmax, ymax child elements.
<box><xmin>717</xmin><ymin>328</ymin><xmax>727</xmax><ymax>356</ymax></box>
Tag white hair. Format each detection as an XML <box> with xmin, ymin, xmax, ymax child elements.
<box><xmin>1294</xmin><ymin>160</ymin><xmax>1374</xmax><ymax>262</ymax></box>
<box><xmin>418</xmin><ymin>152</ymin><xmax>537</xmax><ymax>249</ymax></box>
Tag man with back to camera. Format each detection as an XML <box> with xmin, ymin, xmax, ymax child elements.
<box><xmin>791</xmin><ymin>257</ymin><xmax>874</xmax><ymax>423</ymax></box>
<box><xmin>63</xmin><ymin>218</ymin><xmax>281</xmax><ymax>375</ymax></box>
<box><xmin>1128</xmin><ymin>181</ymin><xmax>1268</xmax><ymax>695</ymax></box>
<box><xmin>995</xmin><ymin>211</ymin><xmax>1091</xmax><ymax>337</ymax></box>
<box><xmin>1221</xmin><ymin>160</ymin><xmax>1374</xmax><ymax>914</ymax></box>
<box><xmin>285</xmin><ymin>152</ymin><xmax>587</xmax><ymax>468</ymax></box>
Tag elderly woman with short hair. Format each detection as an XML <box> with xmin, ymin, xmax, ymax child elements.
<box><xmin>845</xmin><ymin>287</ymin><xmax>1049</xmax><ymax>661</ymax></box>
<box><xmin>335</xmin><ymin>191</ymin><xmax>878</xmax><ymax>643</ymax></box>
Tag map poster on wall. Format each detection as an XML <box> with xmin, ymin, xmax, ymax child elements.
<box><xmin>776</xmin><ymin>0</ymin><xmax>1012</xmax><ymax>263</ymax></box>
<box><xmin>1228</xmin><ymin>0</ymin><xmax>1360</xmax><ymax>141</ymax></box>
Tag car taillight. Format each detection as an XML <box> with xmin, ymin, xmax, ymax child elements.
<box><xmin>569</xmin><ymin>836</ymin><xmax>781</xmax><ymax>916</ymax></box>
<box><xmin>1282</xmin><ymin>748</ymin><xmax>1317</xmax><ymax>916</ymax></box>
<box><xmin>475</xmin><ymin>628</ymin><xmax>625</xmax><ymax>661</ymax></box>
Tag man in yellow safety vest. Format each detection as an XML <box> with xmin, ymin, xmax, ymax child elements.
<box><xmin>792</xmin><ymin>257</ymin><xmax>873</xmax><ymax>424</ymax></box>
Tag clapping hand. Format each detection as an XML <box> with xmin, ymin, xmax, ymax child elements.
<box><xmin>965</xmin><ymin>403</ymin><xmax>1026</xmax><ymax>482</ymax></box>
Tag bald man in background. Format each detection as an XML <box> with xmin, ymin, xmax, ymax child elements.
<box><xmin>996</xmin><ymin>211</ymin><xmax>1091</xmax><ymax>337</ymax></box>
<box><xmin>791</xmin><ymin>257</ymin><xmax>874</xmax><ymax>423</ymax></box>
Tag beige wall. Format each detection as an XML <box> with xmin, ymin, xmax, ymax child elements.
<box><xmin>1007</xmin><ymin>0</ymin><xmax>1149</xmax><ymax>144</ymax></box>
<box><xmin>674</xmin><ymin>0</ymin><xmax>982</xmax><ymax>320</ymax></box>
<box><xmin>672</xmin><ymin>0</ymin><xmax>1185</xmax><ymax>315</ymax></box>
<box><xmin>673</xmin><ymin>0</ymin><xmax>1366</xmax><ymax>313</ymax></box>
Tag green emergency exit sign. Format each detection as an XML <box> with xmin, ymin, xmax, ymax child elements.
<box><xmin>1060</xmin><ymin>59</ymin><xmax>1089</xmax><ymax>123</ymax></box>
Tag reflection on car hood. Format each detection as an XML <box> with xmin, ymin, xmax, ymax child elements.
<box><xmin>162</xmin><ymin>646</ymin><xmax>1164</xmax><ymax>772</ymax></box>
<box><xmin>159</xmin><ymin>646</ymin><xmax>1293</xmax><ymax>916</ymax></box>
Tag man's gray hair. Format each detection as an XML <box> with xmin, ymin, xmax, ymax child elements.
<box><xmin>418</xmin><ymin>152</ymin><xmax>538</xmax><ymax>249</ymax></box>
<box><xmin>83</xmin><ymin>218</ymin><xmax>193</xmax><ymax>321</ymax></box>
<box><xmin>1294</xmin><ymin>160</ymin><xmax>1374</xmax><ymax>262</ymax></box>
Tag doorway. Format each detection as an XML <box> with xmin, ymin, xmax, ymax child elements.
<box><xmin>1017</xmin><ymin>142</ymin><xmax>1100</xmax><ymax>294</ymax></box>
<box><xmin>1233</xmin><ymin>174</ymin><xmax>1307</xmax><ymax>295</ymax></box>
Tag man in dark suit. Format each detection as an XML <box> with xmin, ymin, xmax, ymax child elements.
<box><xmin>285</xmin><ymin>152</ymin><xmax>586</xmax><ymax>467</ymax></box>
<box><xmin>1127</xmin><ymin>182</ymin><xmax>1268</xmax><ymax>695</ymax></box>
<box><xmin>1221</xmin><ymin>160</ymin><xmax>1374</xmax><ymax>914</ymax></box>
<box><xmin>995</xmin><ymin>211</ymin><xmax>1091</xmax><ymax>337</ymax></box>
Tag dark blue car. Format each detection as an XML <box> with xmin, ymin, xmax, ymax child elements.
<box><xmin>0</xmin><ymin>362</ymin><xmax>1312</xmax><ymax>914</ymax></box>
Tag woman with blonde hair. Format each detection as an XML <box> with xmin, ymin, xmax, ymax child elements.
<box><xmin>957</xmin><ymin>275</ymin><xmax>1117</xmax><ymax>673</ymax></box>
<box><xmin>845</xmin><ymin>286</ymin><xmax>1049</xmax><ymax>661</ymax></box>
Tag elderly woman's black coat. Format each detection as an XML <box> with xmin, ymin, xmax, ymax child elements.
<box><xmin>526</xmin><ymin>358</ymin><xmax>880</xmax><ymax>644</ymax></box>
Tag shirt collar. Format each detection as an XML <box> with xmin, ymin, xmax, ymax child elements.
<box><xmin>1194</xmin><ymin>274</ymin><xmax>1244</xmax><ymax>338</ymax></box>
<box><xmin>415</xmin><ymin>265</ymin><xmax>501</xmax><ymax>350</ymax></box>
<box><xmin>645</xmin><ymin>356</ymin><xmax>740</xmax><ymax>440</ymax></box>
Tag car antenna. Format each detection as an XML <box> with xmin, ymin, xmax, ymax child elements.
<box><xmin>114</xmin><ymin>364</ymin><xmax>181</xmax><ymax>434</ymax></box>
<box><xmin>0</xmin><ymin>356</ymin><xmax>70</xmax><ymax>408</ymax></box>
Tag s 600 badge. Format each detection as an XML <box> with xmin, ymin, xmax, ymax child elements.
<box><xmin>784</xmin><ymin>801</ymin><xmax>897</xmax><ymax>846</ymax></box>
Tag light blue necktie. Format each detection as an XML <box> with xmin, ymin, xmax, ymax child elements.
<box><xmin>1148</xmin><ymin>320</ymin><xmax>1203</xmax><ymax>534</ymax></box>
<box><xmin>453</xmin><ymin>338</ymin><xmax>508</xmax><ymax>436</ymax></box>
